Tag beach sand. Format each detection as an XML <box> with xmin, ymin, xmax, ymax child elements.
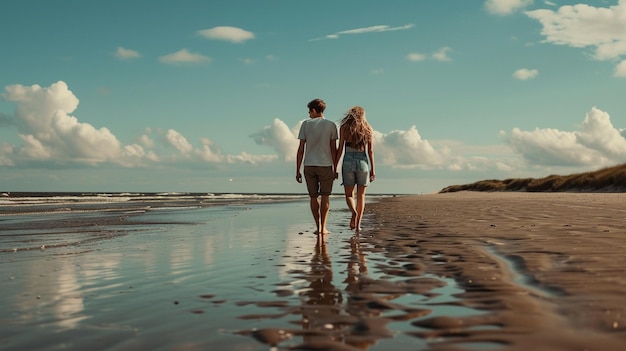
<box><xmin>2</xmin><ymin>192</ymin><xmax>626</xmax><ymax>350</ymax></box>
<box><xmin>367</xmin><ymin>192</ymin><xmax>626</xmax><ymax>350</ymax></box>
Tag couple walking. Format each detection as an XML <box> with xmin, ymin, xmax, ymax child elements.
<box><xmin>295</xmin><ymin>98</ymin><xmax>375</xmax><ymax>235</ymax></box>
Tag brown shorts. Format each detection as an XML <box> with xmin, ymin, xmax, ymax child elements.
<box><xmin>304</xmin><ymin>166</ymin><xmax>334</xmax><ymax>197</ymax></box>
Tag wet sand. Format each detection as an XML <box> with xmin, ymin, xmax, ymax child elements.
<box><xmin>2</xmin><ymin>192</ymin><xmax>626</xmax><ymax>350</ymax></box>
<box><xmin>366</xmin><ymin>192</ymin><xmax>626</xmax><ymax>350</ymax></box>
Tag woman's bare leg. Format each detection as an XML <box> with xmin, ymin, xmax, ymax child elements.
<box><xmin>343</xmin><ymin>185</ymin><xmax>357</xmax><ymax>229</ymax></box>
<box><xmin>355</xmin><ymin>185</ymin><xmax>367</xmax><ymax>231</ymax></box>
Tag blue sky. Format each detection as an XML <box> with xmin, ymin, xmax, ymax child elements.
<box><xmin>1</xmin><ymin>0</ymin><xmax>625</xmax><ymax>194</ymax></box>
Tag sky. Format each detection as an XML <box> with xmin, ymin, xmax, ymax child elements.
<box><xmin>1</xmin><ymin>0</ymin><xmax>625</xmax><ymax>194</ymax></box>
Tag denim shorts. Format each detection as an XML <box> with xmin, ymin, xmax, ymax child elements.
<box><xmin>342</xmin><ymin>152</ymin><xmax>369</xmax><ymax>186</ymax></box>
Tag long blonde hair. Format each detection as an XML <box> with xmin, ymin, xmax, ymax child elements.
<box><xmin>340</xmin><ymin>106</ymin><xmax>372</xmax><ymax>147</ymax></box>
<box><xmin>341</xmin><ymin>106</ymin><xmax>373</xmax><ymax>147</ymax></box>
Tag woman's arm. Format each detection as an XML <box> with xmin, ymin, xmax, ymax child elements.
<box><xmin>367</xmin><ymin>138</ymin><xmax>375</xmax><ymax>182</ymax></box>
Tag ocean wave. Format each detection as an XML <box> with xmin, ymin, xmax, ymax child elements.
<box><xmin>0</xmin><ymin>193</ymin><xmax>311</xmax><ymax>217</ymax></box>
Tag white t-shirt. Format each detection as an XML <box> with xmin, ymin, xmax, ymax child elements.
<box><xmin>298</xmin><ymin>117</ymin><xmax>338</xmax><ymax>167</ymax></box>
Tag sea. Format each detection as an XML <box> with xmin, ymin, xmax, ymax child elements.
<box><xmin>0</xmin><ymin>192</ymin><xmax>314</xmax><ymax>252</ymax></box>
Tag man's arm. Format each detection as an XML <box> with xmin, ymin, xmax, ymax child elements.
<box><xmin>330</xmin><ymin>137</ymin><xmax>338</xmax><ymax>175</ymax></box>
<box><xmin>333</xmin><ymin>126</ymin><xmax>345</xmax><ymax>177</ymax></box>
<box><xmin>296</xmin><ymin>139</ymin><xmax>305</xmax><ymax>183</ymax></box>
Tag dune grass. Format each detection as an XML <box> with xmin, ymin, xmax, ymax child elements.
<box><xmin>440</xmin><ymin>163</ymin><xmax>626</xmax><ymax>193</ymax></box>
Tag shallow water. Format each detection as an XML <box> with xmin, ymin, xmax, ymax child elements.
<box><xmin>0</xmin><ymin>194</ymin><xmax>492</xmax><ymax>350</ymax></box>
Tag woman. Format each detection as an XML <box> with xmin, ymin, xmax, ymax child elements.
<box><xmin>334</xmin><ymin>106</ymin><xmax>375</xmax><ymax>231</ymax></box>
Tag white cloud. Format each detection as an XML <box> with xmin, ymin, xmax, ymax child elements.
<box><xmin>164</xmin><ymin>129</ymin><xmax>193</xmax><ymax>155</ymax></box>
<box><xmin>0</xmin><ymin>81</ymin><xmax>142</xmax><ymax>166</ymax></box>
<box><xmin>226</xmin><ymin>152</ymin><xmax>277</xmax><ymax>164</ymax></box>
<box><xmin>407</xmin><ymin>47</ymin><xmax>453</xmax><ymax>62</ymax></box>
<box><xmin>407</xmin><ymin>53</ymin><xmax>427</xmax><ymax>62</ymax></box>
<box><xmin>577</xmin><ymin>107</ymin><xmax>626</xmax><ymax>159</ymax></box>
<box><xmin>513</xmin><ymin>68</ymin><xmax>539</xmax><ymax>80</ymax></box>
<box><xmin>195</xmin><ymin>137</ymin><xmax>224</xmax><ymax>163</ymax></box>
<box><xmin>336</xmin><ymin>24</ymin><xmax>414</xmax><ymax>35</ymax></box>
<box><xmin>444</xmin><ymin>154</ymin><xmax>517</xmax><ymax>172</ymax></box>
<box><xmin>313</xmin><ymin>24</ymin><xmax>414</xmax><ymax>41</ymax></box>
<box><xmin>159</xmin><ymin>49</ymin><xmax>211</xmax><ymax>65</ymax></box>
<box><xmin>154</xmin><ymin>129</ymin><xmax>274</xmax><ymax>165</ymax></box>
<box><xmin>18</xmin><ymin>134</ymin><xmax>50</xmax><ymax>160</ymax></box>
<box><xmin>486</xmin><ymin>0</ymin><xmax>533</xmax><ymax>15</ymax></box>
<box><xmin>501</xmin><ymin>107</ymin><xmax>626</xmax><ymax>166</ymax></box>
<box><xmin>432</xmin><ymin>47</ymin><xmax>452</xmax><ymax>61</ymax></box>
<box><xmin>197</xmin><ymin>26</ymin><xmax>255</xmax><ymax>43</ymax></box>
<box><xmin>115</xmin><ymin>47</ymin><xmax>141</xmax><ymax>60</ymax></box>
<box><xmin>0</xmin><ymin>81</ymin><xmax>277</xmax><ymax>168</ymax></box>
<box><xmin>138</xmin><ymin>133</ymin><xmax>154</xmax><ymax>148</ymax></box>
<box><xmin>122</xmin><ymin>144</ymin><xmax>145</xmax><ymax>159</ymax></box>
<box><xmin>615</xmin><ymin>60</ymin><xmax>626</xmax><ymax>77</ymax></box>
<box><xmin>7</xmin><ymin>84</ymin><xmax>621</xmax><ymax>183</ymax></box>
<box><xmin>504</xmin><ymin>127</ymin><xmax>606</xmax><ymax>166</ymax></box>
<box><xmin>250</xmin><ymin>118</ymin><xmax>300</xmax><ymax>161</ymax></box>
<box><xmin>145</xmin><ymin>151</ymin><xmax>159</xmax><ymax>162</ymax></box>
<box><xmin>374</xmin><ymin>126</ymin><xmax>448</xmax><ymax>167</ymax></box>
<box><xmin>526</xmin><ymin>1</ymin><xmax>626</xmax><ymax>61</ymax></box>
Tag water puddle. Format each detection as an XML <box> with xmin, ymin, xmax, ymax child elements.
<box><xmin>234</xmin><ymin>232</ymin><xmax>505</xmax><ymax>350</ymax></box>
<box><xmin>485</xmin><ymin>245</ymin><xmax>564</xmax><ymax>297</ymax></box>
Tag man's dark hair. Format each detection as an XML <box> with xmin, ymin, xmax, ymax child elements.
<box><xmin>307</xmin><ymin>98</ymin><xmax>326</xmax><ymax>113</ymax></box>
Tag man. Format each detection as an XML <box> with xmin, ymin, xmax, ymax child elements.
<box><xmin>296</xmin><ymin>98</ymin><xmax>338</xmax><ymax>235</ymax></box>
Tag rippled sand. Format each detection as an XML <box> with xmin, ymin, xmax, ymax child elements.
<box><xmin>367</xmin><ymin>192</ymin><xmax>626</xmax><ymax>350</ymax></box>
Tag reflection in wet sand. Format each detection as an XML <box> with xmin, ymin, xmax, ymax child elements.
<box><xmin>295</xmin><ymin>234</ymin><xmax>397</xmax><ymax>350</ymax></box>
<box><xmin>343</xmin><ymin>235</ymin><xmax>379</xmax><ymax>349</ymax></box>
<box><xmin>236</xmin><ymin>220</ymin><xmax>490</xmax><ymax>350</ymax></box>
<box><xmin>300</xmin><ymin>236</ymin><xmax>343</xmax><ymax>339</ymax></box>
<box><xmin>52</xmin><ymin>261</ymin><xmax>86</xmax><ymax>330</ymax></box>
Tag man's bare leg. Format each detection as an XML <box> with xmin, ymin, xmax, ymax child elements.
<box><xmin>319</xmin><ymin>194</ymin><xmax>331</xmax><ymax>234</ymax></box>
<box><xmin>309</xmin><ymin>196</ymin><xmax>321</xmax><ymax>233</ymax></box>
<box><xmin>344</xmin><ymin>185</ymin><xmax>357</xmax><ymax>229</ymax></box>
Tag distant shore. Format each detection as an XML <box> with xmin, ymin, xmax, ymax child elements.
<box><xmin>439</xmin><ymin>163</ymin><xmax>626</xmax><ymax>193</ymax></box>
